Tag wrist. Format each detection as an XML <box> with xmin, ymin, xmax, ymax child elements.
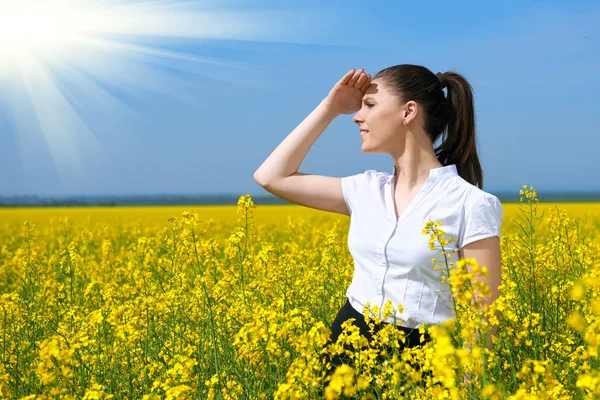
<box><xmin>319</xmin><ymin>99</ymin><xmax>340</xmax><ymax>118</ymax></box>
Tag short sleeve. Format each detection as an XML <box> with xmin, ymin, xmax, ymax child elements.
<box><xmin>460</xmin><ymin>191</ymin><xmax>503</xmax><ymax>249</ymax></box>
<box><xmin>340</xmin><ymin>176</ymin><xmax>356</xmax><ymax>215</ymax></box>
<box><xmin>340</xmin><ymin>169</ymin><xmax>377</xmax><ymax>216</ymax></box>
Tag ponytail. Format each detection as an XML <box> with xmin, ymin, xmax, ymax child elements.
<box><xmin>374</xmin><ymin>65</ymin><xmax>484</xmax><ymax>189</ymax></box>
<box><xmin>434</xmin><ymin>71</ymin><xmax>482</xmax><ymax>188</ymax></box>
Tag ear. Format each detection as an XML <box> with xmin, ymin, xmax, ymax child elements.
<box><xmin>404</xmin><ymin>100</ymin><xmax>418</xmax><ymax>121</ymax></box>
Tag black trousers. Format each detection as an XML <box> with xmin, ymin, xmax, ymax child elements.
<box><xmin>321</xmin><ymin>299</ymin><xmax>432</xmax><ymax>381</ymax></box>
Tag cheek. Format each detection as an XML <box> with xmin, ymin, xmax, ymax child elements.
<box><xmin>371</xmin><ymin>109</ymin><xmax>399</xmax><ymax>134</ymax></box>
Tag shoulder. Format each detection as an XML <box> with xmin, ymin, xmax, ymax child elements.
<box><xmin>455</xmin><ymin>177</ymin><xmax>501</xmax><ymax>205</ymax></box>
<box><xmin>455</xmin><ymin>178</ymin><xmax>504</xmax><ymax>247</ymax></box>
<box><xmin>341</xmin><ymin>169</ymin><xmax>388</xmax><ymax>215</ymax></box>
<box><xmin>457</xmin><ymin>178</ymin><xmax>503</xmax><ymax>219</ymax></box>
<box><xmin>356</xmin><ymin>168</ymin><xmax>388</xmax><ymax>180</ymax></box>
<box><xmin>365</xmin><ymin>169</ymin><xmax>391</xmax><ymax>183</ymax></box>
<box><xmin>343</xmin><ymin>169</ymin><xmax>390</xmax><ymax>186</ymax></box>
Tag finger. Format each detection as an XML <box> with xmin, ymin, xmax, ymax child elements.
<box><xmin>348</xmin><ymin>68</ymin><xmax>363</xmax><ymax>86</ymax></box>
<box><xmin>340</xmin><ymin>69</ymin><xmax>357</xmax><ymax>85</ymax></box>
<box><xmin>354</xmin><ymin>72</ymin><xmax>368</xmax><ymax>88</ymax></box>
<box><xmin>360</xmin><ymin>74</ymin><xmax>372</xmax><ymax>92</ymax></box>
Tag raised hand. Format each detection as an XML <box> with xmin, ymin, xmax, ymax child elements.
<box><xmin>322</xmin><ymin>68</ymin><xmax>372</xmax><ymax>115</ymax></box>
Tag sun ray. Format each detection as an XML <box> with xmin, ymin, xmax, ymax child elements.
<box><xmin>17</xmin><ymin>50</ymin><xmax>112</xmax><ymax>193</ymax></box>
<box><xmin>67</xmin><ymin>35</ymin><xmax>271</xmax><ymax>91</ymax></box>
<box><xmin>0</xmin><ymin>0</ymin><xmax>328</xmax><ymax>194</ymax></box>
<box><xmin>43</xmin><ymin>59</ymin><xmax>145</xmax><ymax>122</ymax></box>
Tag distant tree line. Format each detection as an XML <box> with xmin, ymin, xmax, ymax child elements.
<box><xmin>0</xmin><ymin>191</ymin><xmax>598</xmax><ymax>207</ymax></box>
<box><xmin>0</xmin><ymin>194</ymin><xmax>294</xmax><ymax>207</ymax></box>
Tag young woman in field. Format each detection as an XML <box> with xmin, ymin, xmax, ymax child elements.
<box><xmin>253</xmin><ymin>65</ymin><xmax>503</xmax><ymax>380</ymax></box>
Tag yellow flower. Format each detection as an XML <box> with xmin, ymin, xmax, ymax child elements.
<box><xmin>570</xmin><ymin>283</ymin><xmax>585</xmax><ymax>300</ymax></box>
<box><xmin>566</xmin><ymin>313</ymin><xmax>586</xmax><ymax>331</ymax></box>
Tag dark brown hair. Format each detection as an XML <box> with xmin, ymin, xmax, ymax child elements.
<box><xmin>373</xmin><ymin>64</ymin><xmax>483</xmax><ymax>189</ymax></box>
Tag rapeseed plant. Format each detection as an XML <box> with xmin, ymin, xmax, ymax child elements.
<box><xmin>0</xmin><ymin>187</ymin><xmax>597</xmax><ymax>398</ymax></box>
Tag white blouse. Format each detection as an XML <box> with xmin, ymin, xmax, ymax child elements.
<box><xmin>340</xmin><ymin>164</ymin><xmax>503</xmax><ymax>329</ymax></box>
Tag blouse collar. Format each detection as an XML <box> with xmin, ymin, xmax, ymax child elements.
<box><xmin>390</xmin><ymin>164</ymin><xmax>458</xmax><ymax>184</ymax></box>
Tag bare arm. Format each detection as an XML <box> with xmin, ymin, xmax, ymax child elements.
<box><xmin>253</xmin><ymin>99</ymin><xmax>338</xmax><ymax>184</ymax></box>
<box><xmin>460</xmin><ymin>237</ymin><xmax>502</xmax><ymax>350</ymax></box>
<box><xmin>253</xmin><ymin>69</ymin><xmax>372</xmax><ymax>215</ymax></box>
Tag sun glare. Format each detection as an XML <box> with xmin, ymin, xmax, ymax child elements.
<box><xmin>0</xmin><ymin>0</ymin><xmax>338</xmax><ymax>194</ymax></box>
<box><xmin>0</xmin><ymin>0</ymin><xmax>285</xmax><ymax>194</ymax></box>
<box><xmin>0</xmin><ymin>4</ymin><xmax>77</xmax><ymax>54</ymax></box>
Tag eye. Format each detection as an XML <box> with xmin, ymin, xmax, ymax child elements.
<box><xmin>365</xmin><ymin>103</ymin><xmax>374</xmax><ymax>108</ymax></box>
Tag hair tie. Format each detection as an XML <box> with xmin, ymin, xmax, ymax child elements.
<box><xmin>436</xmin><ymin>72</ymin><xmax>447</xmax><ymax>89</ymax></box>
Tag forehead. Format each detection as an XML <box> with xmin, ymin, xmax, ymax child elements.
<box><xmin>362</xmin><ymin>81</ymin><xmax>385</xmax><ymax>100</ymax></box>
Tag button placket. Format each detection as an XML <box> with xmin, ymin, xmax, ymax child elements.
<box><xmin>381</xmin><ymin>169</ymin><xmax>442</xmax><ymax>319</ymax></box>
<box><xmin>376</xmin><ymin>164</ymin><xmax>459</xmax><ymax>324</ymax></box>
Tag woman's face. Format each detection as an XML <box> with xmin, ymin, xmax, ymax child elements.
<box><xmin>352</xmin><ymin>79</ymin><xmax>415</xmax><ymax>154</ymax></box>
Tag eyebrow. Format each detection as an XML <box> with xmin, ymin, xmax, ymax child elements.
<box><xmin>362</xmin><ymin>96</ymin><xmax>375</xmax><ymax>102</ymax></box>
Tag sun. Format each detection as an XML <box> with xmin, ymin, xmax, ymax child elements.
<box><xmin>0</xmin><ymin>2</ymin><xmax>84</xmax><ymax>56</ymax></box>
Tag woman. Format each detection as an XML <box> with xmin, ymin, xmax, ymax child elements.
<box><xmin>253</xmin><ymin>65</ymin><xmax>503</xmax><ymax>383</ymax></box>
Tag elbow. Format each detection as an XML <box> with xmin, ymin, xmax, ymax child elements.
<box><xmin>254</xmin><ymin>168</ymin><xmax>292</xmax><ymax>186</ymax></box>
<box><xmin>253</xmin><ymin>170</ymin><xmax>269</xmax><ymax>187</ymax></box>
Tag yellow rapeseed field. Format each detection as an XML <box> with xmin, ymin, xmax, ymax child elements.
<box><xmin>0</xmin><ymin>186</ymin><xmax>598</xmax><ymax>399</ymax></box>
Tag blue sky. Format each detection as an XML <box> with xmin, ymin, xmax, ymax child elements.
<box><xmin>0</xmin><ymin>0</ymin><xmax>598</xmax><ymax>197</ymax></box>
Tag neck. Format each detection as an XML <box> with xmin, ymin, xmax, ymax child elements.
<box><xmin>391</xmin><ymin>129</ymin><xmax>442</xmax><ymax>186</ymax></box>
